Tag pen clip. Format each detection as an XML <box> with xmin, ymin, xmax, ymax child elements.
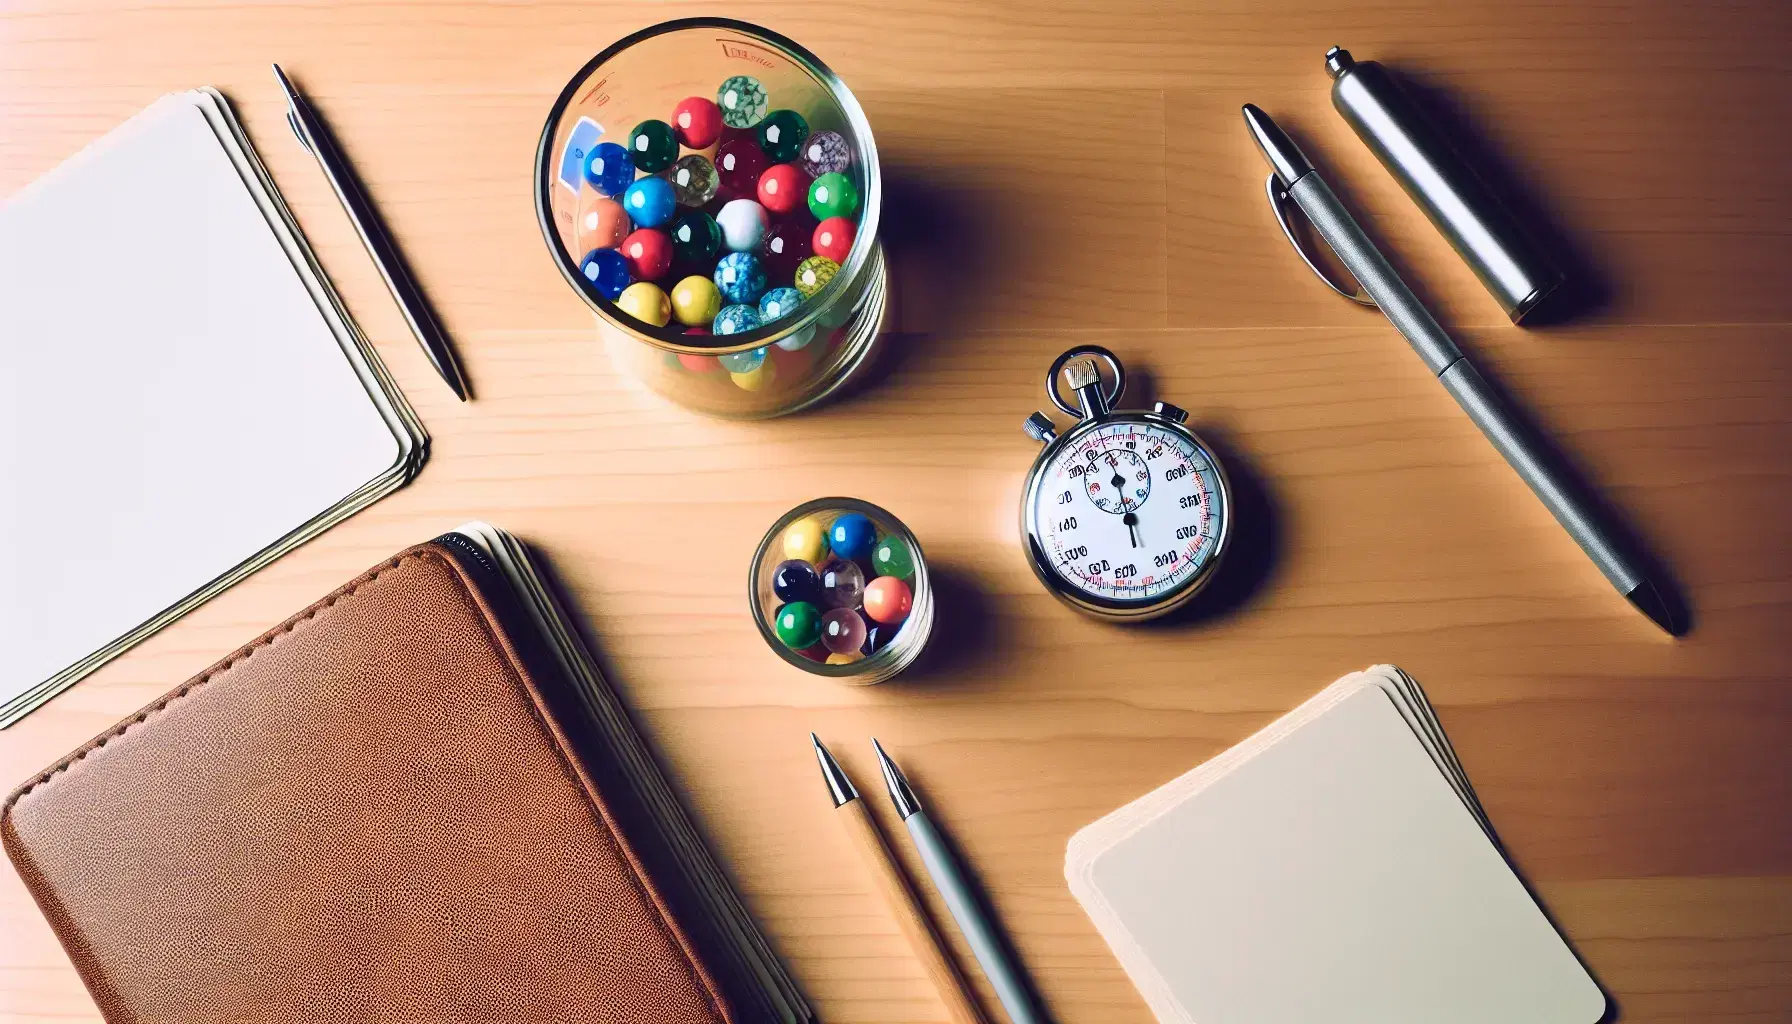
<box><xmin>286</xmin><ymin>110</ymin><xmax>315</xmax><ymax>156</ymax></box>
<box><xmin>1264</xmin><ymin>173</ymin><xmax>1376</xmax><ymax>307</ymax></box>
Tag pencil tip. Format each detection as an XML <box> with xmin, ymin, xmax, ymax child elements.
<box><xmin>810</xmin><ymin>733</ymin><xmax>855</xmax><ymax>806</ymax></box>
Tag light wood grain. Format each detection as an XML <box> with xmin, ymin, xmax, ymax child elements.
<box><xmin>836</xmin><ymin>797</ymin><xmax>991</xmax><ymax>1024</ymax></box>
<box><xmin>2</xmin><ymin>1</ymin><xmax>1791</xmax><ymax>1022</ymax></box>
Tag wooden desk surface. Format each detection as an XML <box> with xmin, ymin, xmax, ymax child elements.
<box><xmin>3</xmin><ymin>1</ymin><xmax>1790</xmax><ymax>1021</ymax></box>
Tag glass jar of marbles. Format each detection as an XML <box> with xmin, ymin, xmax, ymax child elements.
<box><xmin>750</xmin><ymin>498</ymin><xmax>933</xmax><ymax>685</ymax></box>
<box><xmin>536</xmin><ymin>18</ymin><xmax>885</xmax><ymax>418</ymax></box>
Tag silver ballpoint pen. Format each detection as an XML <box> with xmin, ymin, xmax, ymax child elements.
<box><xmin>1242</xmin><ymin>104</ymin><xmax>1681</xmax><ymax>635</ymax></box>
<box><xmin>274</xmin><ymin>64</ymin><xmax>471</xmax><ymax>401</ymax></box>
<box><xmin>873</xmin><ymin>739</ymin><xmax>1046</xmax><ymax>1024</ymax></box>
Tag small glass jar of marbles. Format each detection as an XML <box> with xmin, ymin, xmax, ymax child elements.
<box><xmin>750</xmin><ymin>498</ymin><xmax>933</xmax><ymax>685</ymax></box>
<box><xmin>536</xmin><ymin>18</ymin><xmax>885</xmax><ymax>418</ymax></box>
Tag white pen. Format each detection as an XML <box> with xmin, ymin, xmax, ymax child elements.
<box><xmin>873</xmin><ymin>739</ymin><xmax>1046</xmax><ymax>1024</ymax></box>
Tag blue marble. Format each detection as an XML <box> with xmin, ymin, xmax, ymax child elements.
<box><xmin>759</xmin><ymin>287</ymin><xmax>803</xmax><ymax>322</ymax></box>
<box><xmin>714</xmin><ymin>251</ymin><xmax>768</xmax><ymax>305</ymax></box>
<box><xmin>578</xmin><ymin>248</ymin><xmax>631</xmax><ymax>300</ymax></box>
<box><xmin>622</xmin><ymin>176</ymin><xmax>677</xmax><ymax>229</ymax></box>
<box><xmin>714</xmin><ymin>305</ymin><xmax>763</xmax><ymax>340</ymax></box>
<box><xmin>717</xmin><ymin>340</ymin><xmax>766</xmax><ymax>370</ymax></box>
<box><xmin>772</xmin><ymin>559</ymin><xmax>823</xmax><ymax>604</ymax></box>
<box><xmin>582</xmin><ymin>142</ymin><xmax>635</xmax><ymax>197</ymax></box>
<box><xmin>828</xmin><ymin>512</ymin><xmax>876</xmax><ymax>562</ymax></box>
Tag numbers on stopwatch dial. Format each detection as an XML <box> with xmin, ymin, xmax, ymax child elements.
<box><xmin>1031</xmin><ymin>421</ymin><xmax>1225</xmax><ymax>603</ymax></box>
<box><xmin>1081</xmin><ymin>447</ymin><xmax>1149</xmax><ymax>513</ymax></box>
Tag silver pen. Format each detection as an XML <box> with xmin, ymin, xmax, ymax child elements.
<box><xmin>873</xmin><ymin>740</ymin><xmax>1046</xmax><ymax>1024</ymax></box>
<box><xmin>274</xmin><ymin>65</ymin><xmax>471</xmax><ymax>401</ymax></box>
<box><xmin>1242</xmin><ymin>104</ymin><xmax>1681</xmax><ymax>635</ymax></box>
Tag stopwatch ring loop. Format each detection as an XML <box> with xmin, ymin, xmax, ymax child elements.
<box><xmin>1046</xmin><ymin>346</ymin><xmax>1125</xmax><ymax>418</ymax></box>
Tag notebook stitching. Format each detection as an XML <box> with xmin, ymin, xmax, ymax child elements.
<box><xmin>2</xmin><ymin>551</ymin><xmax>414</xmax><ymax>814</ymax></box>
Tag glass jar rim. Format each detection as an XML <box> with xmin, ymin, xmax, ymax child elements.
<box><xmin>533</xmin><ymin>17</ymin><xmax>883</xmax><ymax>357</ymax></box>
<box><xmin>749</xmin><ymin>497</ymin><xmax>931</xmax><ymax>681</ymax></box>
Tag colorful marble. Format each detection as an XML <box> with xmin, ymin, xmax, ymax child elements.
<box><xmin>756</xmin><ymin>163</ymin><xmax>810</xmax><ymax>216</ymax></box>
<box><xmin>793</xmin><ymin>256</ymin><xmax>839</xmax><ymax>299</ymax></box>
<box><xmin>615</xmin><ymin>281</ymin><xmax>670</xmax><ymax>327</ymax></box>
<box><xmin>759</xmin><ymin>287</ymin><xmax>803</xmax><ymax>322</ymax></box>
<box><xmin>670</xmin><ymin>275</ymin><xmax>722</xmax><ymax>327</ymax></box>
<box><xmin>820</xmin><ymin>607</ymin><xmax>867</xmax><ymax>655</ymax></box>
<box><xmin>669</xmin><ymin>155</ymin><xmax>719</xmax><ymax>207</ymax></box>
<box><xmin>825</xmin><ymin>651</ymin><xmax>865</xmax><ymax>665</ymax></box>
<box><xmin>718</xmin><ymin>342</ymin><xmax>765</xmax><ymax>373</ymax></box>
<box><xmin>774</xmin><ymin>601</ymin><xmax>822</xmax><ymax>649</ymax></box>
<box><xmin>626</xmin><ymin>119</ymin><xmax>679</xmax><ymax>173</ymax></box>
<box><xmin>714</xmin><ymin>252</ymin><xmax>768</xmax><ymax>305</ymax></box>
<box><xmin>862</xmin><ymin>576</ymin><xmax>912</xmax><ymax>625</ymax></box>
<box><xmin>819</xmin><ymin>558</ymin><xmax>866</xmax><ymax>610</ymax></box>
<box><xmin>578</xmin><ymin>248</ymin><xmax>631</xmax><ymax>300</ymax></box>
<box><xmin>731</xmin><ymin>359</ymin><xmax>777</xmax><ymax>392</ymax></box>
<box><xmin>672</xmin><ymin>96</ymin><xmax>725</xmax><ymax>149</ymax></box>
<box><xmin>717</xmin><ymin>76</ymin><xmax>769</xmax><ymax>129</ymax></box>
<box><xmin>811</xmin><ymin>216</ymin><xmax>855</xmax><ymax>263</ymax></box>
<box><xmin>859</xmin><ymin>623</ymin><xmax>887</xmax><ymax>656</ymax></box>
<box><xmin>716</xmin><ymin>199</ymin><xmax>770</xmax><ymax>253</ymax></box>
<box><xmin>775</xmin><ymin>325</ymin><xmax>817</xmax><ymax>351</ymax></box>
<box><xmin>622</xmin><ymin>176</ymin><xmax>676</xmax><ymax>229</ymax></box>
<box><xmin>620</xmin><ymin>228</ymin><xmax>672</xmax><ymax>281</ymax></box>
<box><xmin>761</xmin><ymin>217</ymin><xmax>815</xmax><ymax>281</ymax></box>
<box><xmin>772</xmin><ymin>559</ymin><xmax>823</xmax><ymax>604</ymax></box>
<box><xmin>828</xmin><ymin>512</ymin><xmax>877</xmax><ymax>562</ymax></box>
<box><xmin>782</xmin><ymin>517</ymin><xmax>829</xmax><ymax>563</ymax></box>
<box><xmin>807</xmin><ymin>172</ymin><xmax>860</xmax><ymax>221</ymax></box>
<box><xmin>582</xmin><ymin>141</ymin><xmax>635</xmax><ymax>196</ymax></box>
<box><xmin>716</xmin><ymin>312</ymin><xmax>766</xmax><ymax>347</ymax></box>
<box><xmin>669</xmin><ymin>209</ymin><xmax>723</xmax><ymax>267</ymax></box>
<box><xmin>714</xmin><ymin>137</ymin><xmax>770</xmax><ymax>203</ymax></box>
<box><xmin>576</xmin><ymin>195</ymin><xmax>631</xmax><ymax>251</ymax></box>
<box><xmin>678</xmin><ymin>351</ymin><xmax>722</xmax><ymax>373</ymax></box>
<box><xmin>872</xmin><ymin>535</ymin><xmax>915</xmax><ymax>580</ymax></box>
<box><xmin>799</xmin><ymin>130</ymin><xmax>851</xmax><ymax>178</ymax></box>
<box><xmin>756</xmin><ymin>109</ymin><xmax>810</xmax><ymax>163</ymax></box>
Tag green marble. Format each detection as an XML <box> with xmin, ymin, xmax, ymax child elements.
<box><xmin>717</xmin><ymin>76</ymin><xmax>769</xmax><ymax>128</ymax></box>
<box><xmin>774</xmin><ymin>601</ymin><xmax>823</xmax><ymax>649</ymax></box>
<box><xmin>627</xmin><ymin>119</ymin><xmax>679</xmax><ymax>173</ymax></box>
<box><xmin>670</xmin><ymin>209</ymin><xmax>723</xmax><ymax>266</ymax></box>
<box><xmin>871</xmin><ymin>535</ymin><xmax>915</xmax><ymax>580</ymax></box>
<box><xmin>756</xmin><ymin>109</ymin><xmax>810</xmax><ymax>163</ymax></box>
<box><xmin>806</xmin><ymin>171</ymin><xmax>860</xmax><ymax>221</ymax></box>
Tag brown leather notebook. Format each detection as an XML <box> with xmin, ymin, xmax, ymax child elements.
<box><xmin>3</xmin><ymin>526</ymin><xmax>808</xmax><ymax>1024</ymax></box>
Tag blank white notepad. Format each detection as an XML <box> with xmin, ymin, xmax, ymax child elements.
<box><xmin>0</xmin><ymin>90</ymin><xmax>426</xmax><ymax>725</ymax></box>
<box><xmin>1066</xmin><ymin>666</ymin><xmax>1604</xmax><ymax>1024</ymax></box>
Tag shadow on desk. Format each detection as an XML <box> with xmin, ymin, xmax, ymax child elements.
<box><xmin>1147</xmin><ymin>425</ymin><xmax>1286</xmax><ymax>632</ymax></box>
<box><xmin>1371</xmin><ymin>61</ymin><xmax>1616</xmax><ymax>326</ymax></box>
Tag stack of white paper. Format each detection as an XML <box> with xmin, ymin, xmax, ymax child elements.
<box><xmin>1067</xmin><ymin>666</ymin><xmax>1606</xmax><ymax>1024</ymax></box>
<box><xmin>0</xmin><ymin>90</ymin><xmax>426</xmax><ymax>725</ymax></box>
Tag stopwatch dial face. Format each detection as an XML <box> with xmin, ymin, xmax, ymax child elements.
<box><xmin>1083</xmin><ymin>448</ymin><xmax>1149</xmax><ymax>513</ymax></box>
<box><xmin>1029</xmin><ymin>420</ymin><xmax>1226</xmax><ymax>606</ymax></box>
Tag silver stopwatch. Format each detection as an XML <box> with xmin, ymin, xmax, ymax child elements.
<box><xmin>1020</xmin><ymin>347</ymin><xmax>1233</xmax><ymax>621</ymax></box>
